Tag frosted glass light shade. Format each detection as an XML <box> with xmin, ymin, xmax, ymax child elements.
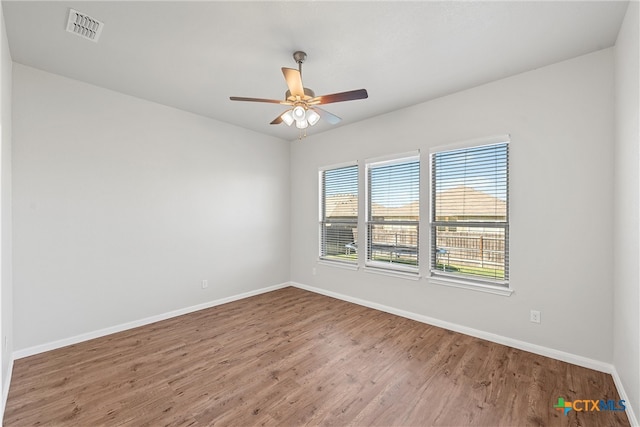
<box><xmin>292</xmin><ymin>106</ymin><xmax>306</xmax><ymax>121</ymax></box>
<box><xmin>295</xmin><ymin>119</ymin><xmax>308</xmax><ymax>129</ymax></box>
<box><xmin>281</xmin><ymin>110</ymin><xmax>294</xmax><ymax>126</ymax></box>
<box><xmin>307</xmin><ymin>109</ymin><xmax>320</xmax><ymax>126</ymax></box>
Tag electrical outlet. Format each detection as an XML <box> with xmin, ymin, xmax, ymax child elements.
<box><xmin>201</xmin><ymin>280</ymin><xmax>208</xmax><ymax>289</ymax></box>
<box><xmin>530</xmin><ymin>310</ymin><xmax>541</xmax><ymax>324</ymax></box>
<box><xmin>312</xmin><ymin>268</ymin><xmax>317</xmax><ymax>276</ymax></box>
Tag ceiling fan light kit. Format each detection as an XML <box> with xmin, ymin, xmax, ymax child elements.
<box><xmin>230</xmin><ymin>51</ymin><xmax>368</xmax><ymax>139</ymax></box>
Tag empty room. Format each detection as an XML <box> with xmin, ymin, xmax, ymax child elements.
<box><xmin>0</xmin><ymin>1</ymin><xmax>637</xmax><ymax>426</ymax></box>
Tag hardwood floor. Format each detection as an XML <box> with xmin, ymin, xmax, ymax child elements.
<box><xmin>4</xmin><ymin>287</ymin><xmax>630</xmax><ymax>426</ymax></box>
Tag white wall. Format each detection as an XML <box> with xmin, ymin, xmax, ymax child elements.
<box><xmin>0</xmin><ymin>0</ymin><xmax>11</xmax><ymax>414</ymax></box>
<box><xmin>291</xmin><ymin>48</ymin><xmax>614</xmax><ymax>363</ymax></box>
<box><xmin>613</xmin><ymin>1</ymin><xmax>640</xmax><ymax>421</ymax></box>
<box><xmin>12</xmin><ymin>64</ymin><xmax>290</xmax><ymax>351</ymax></box>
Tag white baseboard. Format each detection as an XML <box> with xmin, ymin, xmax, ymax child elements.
<box><xmin>13</xmin><ymin>282</ymin><xmax>290</xmax><ymax>360</ymax></box>
<box><xmin>611</xmin><ymin>366</ymin><xmax>639</xmax><ymax>426</ymax></box>
<box><xmin>291</xmin><ymin>282</ymin><xmax>613</xmax><ymax>373</ymax></box>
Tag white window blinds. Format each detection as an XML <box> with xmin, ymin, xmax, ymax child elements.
<box><xmin>366</xmin><ymin>155</ymin><xmax>420</xmax><ymax>272</ymax></box>
<box><xmin>431</xmin><ymin>141</ymin><xmax>509</xmax><ymax>284</ymax></box>
<box><xmin>320</xmin><ymin>164</ymin><xmax>358</xmax><ymax>263</ymax></box>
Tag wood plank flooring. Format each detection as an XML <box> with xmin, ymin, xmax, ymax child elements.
<box><xmin>4</xmin><ymin>287</ymin><xmax>630</xmax><ymax>426</ymax></box>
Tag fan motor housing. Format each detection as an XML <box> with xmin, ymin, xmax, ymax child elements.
<box><xmin>286</xmin><ymin>87</ymin><xmax>315</xmax><ymax>102</ymax></box>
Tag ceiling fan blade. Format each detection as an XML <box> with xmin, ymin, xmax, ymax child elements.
<box><xmin>314</xmin><ymin>107</ymin><xmax>341</xmax><ymax>125</ymax></box>
<box><xmin>282</xmin><ymin>67</ymin><xmax>305</xmax><ymax>98</ymax></box>
<box><xmin>309</xmin><ymin>89</ymin><xmax>368</xmax><ymax>105</ymax></box>
<box><xmin>230</xmin><ymin>96</ymin><xmax>289</xmax><ymax>104</ymax></box>
<box><xmin>270</xmin><ymin>114</ymin><xmax>284</xmax><ymax>125</ymax></box>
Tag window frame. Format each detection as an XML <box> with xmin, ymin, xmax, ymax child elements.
<box><xmin>365</xmin><ymin>152</ymin><xmax>421</xmax><ymax>275</ymax></box>
<box><xmin>428</xmin><ymin>136</ymin><xmax>510</xmax><ymax>289</ymax></box>
<box><xmin>318</xmin><ymin>161</ymin><xmax>359</xmax><ymax>266</ymax></box>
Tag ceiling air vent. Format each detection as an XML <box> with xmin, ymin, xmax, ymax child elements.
<box><xmin>66</xmin><ymin>9</ymin><xmax>103</xmax><ymax>42</ymax></box>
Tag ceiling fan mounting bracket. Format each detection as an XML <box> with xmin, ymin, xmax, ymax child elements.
<box><xmin>293</xmin><ymin>51</ymin><xmax>307</xmax><ymax>65</ymax></box>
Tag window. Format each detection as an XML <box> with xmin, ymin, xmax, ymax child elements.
<box><xmin>366</xmin><ymin>154</ymin><xmax>420</xmax><ymax>273</ymax></box>
<box><xmin>430</xmin><ymin>139</ymin><xmax>509</xmax><ymax>286</ymax></box>
<box><xmin>319</xmin><ymin>164</ymin><xmax>358</xmax><ymax>264</ymax></box>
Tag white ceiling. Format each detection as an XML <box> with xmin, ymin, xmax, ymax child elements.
<box><xmin>3</xmin><ymin>1</ymin><xmax>629</xmax><ymax>141</ymax></box>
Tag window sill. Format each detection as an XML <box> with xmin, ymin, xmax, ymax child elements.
<box><xmin>428</xmin><ymin>275</ymin><xmax>513</xmax><ymax>296</ymax></box>
<box><xmin>318</xmin><ymin>259</ymin><xmax>359</xmax><ymax>271</ymax></box>
<box><xmin>364</xmin><ymin>266</ymin><xmax>421</xmax><ymax>281</ymax></box>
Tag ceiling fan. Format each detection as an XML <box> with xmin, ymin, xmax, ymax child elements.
<box><xmin>230</xmin><ymin>51</ymin><xmax>368</xmax><ymax>136</ymax></box>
